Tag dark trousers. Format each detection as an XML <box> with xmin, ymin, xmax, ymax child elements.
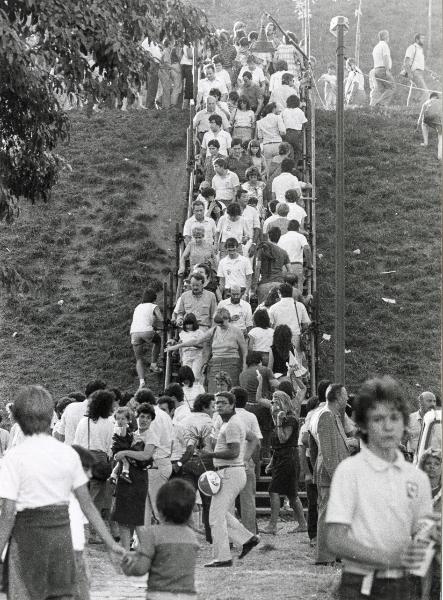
<box><xmin>306</xmin><ymin>480</ymin><xmax>318</xmax><ymax>541</ymax></box>
<box><xmin>337</xmin><ymin>572</ymin><xmax>421</xmax><ymax>600</ymax></box>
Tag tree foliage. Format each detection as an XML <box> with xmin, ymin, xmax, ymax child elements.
<box><xmin>0</xmin><ymin>0</ymin><xmax>212</xmax><ymax>221</ymax></box>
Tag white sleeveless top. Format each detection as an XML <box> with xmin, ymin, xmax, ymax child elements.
<box><xmin>130</xmin><ymin>303</ymin><xmax>157</xmax><ymax>333</ymax></box>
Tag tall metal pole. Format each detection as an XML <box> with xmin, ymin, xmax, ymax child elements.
<box><xmin>332</xmin><ymin>17</ymin><xmax>348</xmax><ymax>383</ymax></box>
<box><xmin>355</xmin><ymin>0</ymin><xmax>362</xmax><ymax>67</ymax></box>
<box><xmin>427</xmin><ymin>0</ymin><xmax>432</xmax><ymax>58</ymax></box>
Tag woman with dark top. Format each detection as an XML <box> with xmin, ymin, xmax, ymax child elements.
<box><xmin>261</xmin><ymin>389</ymin><xmax>307</xmax><ymax>535</ymax></box>
<box><xmin>111</xmin><ymin>403</ymin><xmax>157</xmax><ymax>550</ymax></box>
<box><xmin>268</xmin><ymin>324</ymin><xmax>295</xmax><ymax>377</ymax></box>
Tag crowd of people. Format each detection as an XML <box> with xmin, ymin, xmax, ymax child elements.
<box><xmin>0</xmin><ymin>16</ymin><xmax>441</xmax><ymax>600</ymax></box>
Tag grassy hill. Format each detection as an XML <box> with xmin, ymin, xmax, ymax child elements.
<box><xmin>0</xmin><ymin>107</ymin><xmax>440</xmax><ymax>407</ymax></box>
<box><xmin>0</xmin><ymin>110</ymin><xmax>188</xmax><ymax>403</ymax></box>
<box><xmin>192</xmin><ymin>0</ymin><xmax>442</xmax><ymax>84</ymax></box>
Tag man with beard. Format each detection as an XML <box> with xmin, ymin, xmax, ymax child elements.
<box><xmin>217</xmin><ymin>285</ymin><xmax>253</xmax><ymax>336</ymax></box>
<box><xmin>403</xmin><ymin>33</ymin><xmax>428</xmax><ymax>104</ymax></box>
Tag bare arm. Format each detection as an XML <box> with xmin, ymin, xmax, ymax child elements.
<box><xmin>237</xmin><ymin>328</ymin><xmax>248</xmax><ymax>368</ymax></box>
<box><xmin>178</xmin><ymin>244</ymin><xmax>191</xmax><ymax>274</ymax></box>
<box><xmin>114</xmin><ymin>444</ymin><xmax>155</xmax><ymax>462</ymax></box>
<box><xmin>74</xmin><ymin>485</ymin><xmax>123</xmax><ymax>552</ymax></box>
<box><xmin>0</xmin><ymin>498</ymin><xmax>16</xmax><ymax>556</ymax></box>
<box><xmin>166</xmin><ymin>328</ymin><xmax>213</xmax><ymax>352</ymax></box>
<box><xmin>244</xmin><ymin>432</ymin><xmax>259</xmax><ymax>462</ymax></box>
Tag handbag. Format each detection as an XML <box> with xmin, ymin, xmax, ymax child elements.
<box><xmin>88</xmin><ymin>418</ymin><xmax>112</xmax><ymax>481</ymax></box>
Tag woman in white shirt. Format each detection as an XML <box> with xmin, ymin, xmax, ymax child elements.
<box><xmin>130</xmin><ymin>288</ymin><xmax>164</xmax><ymax>387</ymax></box>
<box><xmin>248</xmin><ymin>308</ymin><xmax>274</xmax><ymax>366</ymax></box>
<box><xmin>256</xmin><ymin>102</ymin><xmax>286</xmax><ymax>173</ymax></box>
<box><xmin>0</xmin><ymin>386</ymin><xmax>122</xmax><ymax>599</ymax></box>
<box><xmin>74</xmin><ymin>389</ymin><xmax>115</xmax><ymax>533</ymax></box>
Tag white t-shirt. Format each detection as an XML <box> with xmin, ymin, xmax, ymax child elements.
<box><xmin>217</xmin><ymin>254</ymin><xmax>253</xmax><ymax>289</ymax></box>
<box><xmin>213</xmin><ymin>413</ymin><xmax>246</xmax><ymax>467</ymax></box>
<box><xmin>272</xmin><ymin>172</ymin><xmax>302</xmax><ymax>202</ymax></box>
<box><xmin>405</xmin><ymin>43</ymin><xmax>425</xmax><ymax>71</ymax></box>
<box><xmin>248</xmin><ymin>327</ymin><xmax>274</xmax><ymax>353</ymax></box>
<box><xmin>269</xmin><ymin>297</ymin><xmax>311</xmax><ymax>337</ymax></box>
<box><xmin>269</xmin><ymin>71</ymin><xmax>292</xmax><ymax>93</ymax></box>
<box><xmin>372</xmin><ymin>40</ymin><xmax>392</xmax><ymax>70</ymax></box>
<box><xmin>74</xmin><ymin>416</ymin><xmax>114</xmax><ymax>455</ymax></box>
<box><xmin>213</xmin><ymin>408</ymin><xmax>262</xmax><ymax>441</ymax></box>
<box><xmin>173</xmin><ymin>403</ymin><xmax>192</xmax><ymax>424</ymax></box>
<box><xmin>130</xmin><ymin>302</ymin><xmax>157</xmax><ymax>333</ymax></box>
<box><xmin>198</xmin><ymin>77</ymin><xmax>228</xmax><ymax>102</ymax></box>
<box><xmin>182</xmin><ymin>383</ymin><xmax>206</xmax><ymax>410</ymax></box>
<box><xmin>216</xmin><ymin>214</ymin><xmax>248</xmax><ymax>243</ymax></box>
<box><xmin>215</xmin><ymin>69</ymin><xmax>232</xmax><ymax>89</ymax></box>
<box><xmin>201</xmin><ymin>129</ymin><xmax>232</xmax><ymax>157</ymax></box>
<box><xmin>286</xmin><ymin>203</ymin><xmax>307</xmax><ymax>226</ymax></box>
<box><xmin>278</xmin><ymin>231</ymin><xmax>308</xmax><ymax>263</ymax></box>
<box><xmin>281</xmin><ymin>107</ymin><xmax>307</xmax><ymax>130</ymax></box>
<box><xmin>150</xmin><ymin>406</ymin><xmax>174</xmax><ymax>461</ymax></box>
<box><xmin>183</xmin><ymin>215</ymin><xmax>216</xmax><ymax>243</ymax></box>
<box><xmin>217</xmin><ymin>298</ymin><xmax>253</xmax><ymax>332</ymax></box>
<box><xmin>262</xmin><ymin>214</ymin><xmax>279</xmax><ymax>235</ymax></box>
<box><xmin>0</xmin><ymin>434</ymin><xmax>88</xmax><ymax>511</ymax></box>
<box><xmin>212</xmin><ymin>170</ymin><xmax>240</xmax><ymax>202</ymax></box>
<box><xmin>8</xmin><ymin>423</ymin><xmax>25</xmax><ymax>449</ymax></box>
<box><xmin>241</xmin><ymin>205</ymin><xmax>260</xmax><ymax>238</ymax></box>
<box><xmin>58</xmin><ymin>399</ymin><xmax>89</xmax><ymax>446</ymax></box>
<box><xmin>239</xmin><ymin>65</ymin><xmax>266</xmax><ymax>86</ymax></box>
<box><xmin>270</xmin><ymin>84</ymin><xmax>297</xmax><ymax>113</ymax></box>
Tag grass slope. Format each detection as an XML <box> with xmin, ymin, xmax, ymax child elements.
<box><xmin>0</xmin><ymin>110</ymin><xmax>187</xmax><ymax>402</ymax></box>
<box><xmin>192</xmin><ymin>0</ymin><xmax>442</xmax><ymax>81</ymax></box>
<box><xmin>315</xmin><ymin>107</ymin><xmax>441</xmax><ymax>399</ymax></box>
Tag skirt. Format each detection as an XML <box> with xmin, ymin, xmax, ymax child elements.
<box><xmin>4</xmin><ymin>505</ymin><xmax>76</xmax><ymax>600</ymax></box>
<box><xmin>207</xmin><ymin>356</ymin><xmax>241</xmax><ymax>393</ymax></box>
<box><xmin>268</xmin><ymin>446</ymin><xmax>299</xmax><ymax>497</ymax></box>
<box><xmin>112</xmin><ymin>465</ymin><xmax>148</xmax><ymax>526</ymax></box>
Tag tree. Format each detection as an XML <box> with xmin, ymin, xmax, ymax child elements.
<box><xmin>0</xmin><ymin>0</ymin><xmax>212</xmax><ymax>222</ymax></box>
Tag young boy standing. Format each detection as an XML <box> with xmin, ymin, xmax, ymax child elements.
<box><xmin>325</xmin><ymin>376</ymin><xmax>433</xmax><ymax>600</ymax></box>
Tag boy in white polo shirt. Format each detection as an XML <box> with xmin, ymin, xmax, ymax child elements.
<box><xmin>217</xmin><ymin>238</ymin><xmax>253</xmax><ymax>298</ymax></box>
<box><xmin>326</xmin><ymin>376</ymin><xmax>433</xmax><ymax>600</ymax></box>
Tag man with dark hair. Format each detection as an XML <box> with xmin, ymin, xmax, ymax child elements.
<box><xmin>211</xmin><ymin>158</ymin><xmax>240</xmax><ymax>205</ymax></box>
<box><xmin>217</xmin><ymin>238</ymin><xmax>253</xmax><ymax>297</ymax></box>
<box><xmin>55</xmin><ymin>379</ymin><xmax>107</xmax><ymax>444</ymax></box>
<box><xmin>197</xmin><ymin>64</ymin><xmax>228</xmax><ymax>107</ymax></box>
<box><xmin>326</xmin><ymin>376</ymin><xmax>433</xmax><ymax>598</ymax></box>
<box><xmin>193</xmin><ymin>95</ymin><xmax>230</xmax><ymax>142</ymax></box>
<box><xmin>268</xmin><ymin>281</ymin><xmax>310</xmax><ymax>351</ymax></box>
<box><xmin>201</xmin><ymin>113</ymin><xmax>232</xmax><ymax>161</ymax></box>
<box><xmin>239</xmin><ymin>351</ymin><xmax>278</xmax><ymax>404</ymax></box>
<box><xmin>173</xmin><ymin>273</ymin><xmax>217</xmax><ymax>330</ymax></box>
<box><xmin>270</xmin><ymin>71</ymin><xmax>297</xmax><ymax>113</ymax></box>
<box><xmin>227</xmin><ymin>138</ymin><xmax>253</xmax><ymax>183</ymax></box>
<box><xmin>315</xmin><ymin>384</ymin><xmax>352</xmax><ymax>565</ymax></box>
<box><xmin>237</xmin><ymin>70</ymin><xmax>264</xmax><ymax>118</ymax></box>
<box><xmin>202</xmin><ymin>392</ymin><xmax>260</xmax><ymax>567</ymax></box>
<box><xmin>256</xmin><ymin>227</ymin><xmax>291</xmax><ymax>304</ymax></box>
<box><xmin>278</xmin><ymin>219</ymin><xmax>312</xmax><ymax>292</ymax></box>
<box><xmin>203</xmin><ymin>140</ymin><xmax>224</xmax><ymax>183</ymax></box>
<box><xmin>217</xmin><ymin>284</ymin><xmax>253</xmax><ymax>335</ymax></box>
<box><xmin>403</xmin><ymin>33</ymin><xmax>427</xmax><ymax>104</ymax></box>
<box><xmin>272</xmin><ymin>158</ymin><xmax>310</xmax><ymax>202</ymax></box>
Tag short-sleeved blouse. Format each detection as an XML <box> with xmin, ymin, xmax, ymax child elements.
<box><xmin>248</xmin><ymin>327</ymin><xmax>274</xmax><ymax>352</ymax></box>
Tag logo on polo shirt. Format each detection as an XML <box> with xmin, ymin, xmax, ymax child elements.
<box><xmin>406</xmin><ymin>481</ymin><xmax>419</xmax><ymax>499</ymax></box>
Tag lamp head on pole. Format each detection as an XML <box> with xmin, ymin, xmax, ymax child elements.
<box><xmin>250</xmin><ymin>18</ymin><xmax>275</xmax><ymax>67</ymax></box>
<box><xmin>329</xmin><ymin>16</ymin><xmax>349</xmax><ymax>37</ymax></box>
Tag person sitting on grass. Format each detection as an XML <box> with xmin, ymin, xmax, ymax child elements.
<box><xmin>121</xmin><ymin>479</ymin><xmax>199</xmax><ymax>597</ymax></box>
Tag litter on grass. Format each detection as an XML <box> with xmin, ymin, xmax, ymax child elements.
<box><xmin>12</xmin><ymin>332</ymin><xmax>18</xmax><ymax>338</ymax></box>
<box><xmin>382</xmin><ymin>297</ymin><xmax>396</xmax><ymax>304</ymax></box>
<box><xmin>352</xmin><ymin>249</ymin><xmax>361</xmax><ymax>255</ymax></box>
<box><xmin>322</xmin><ymin>333</ymin><xmax>331</xmax><ymax>341</ymax></box>
<box><xmin>345</xmin><ymin>349</ymin><xmax>351</xmax><ymax>354</ymax></box>
<box><xmin>380</xmin><ymin>270</ymin><xmax>396</xmax><ymax>275</ymax></box>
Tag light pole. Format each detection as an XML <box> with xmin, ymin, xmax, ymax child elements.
<box><xmin>330</xmin><ymin>16</ymin><xmax>349</xmax><ymax>384</ymax></box>
<box><xmin>355</xmin><ymin>0</ymin><xmax>362</xmax><ymax>67</ymax></box>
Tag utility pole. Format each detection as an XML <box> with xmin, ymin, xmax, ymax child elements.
<box><xmin>355</xmin><ymin>0</ymin><xmax>362</xmax><ymax>67</ymax></box>
<box><xmin>330</xmin><ymin>16</ymin><xmax>349</xmax><ymax>384</ymax></box>
<box><xmin>428</xmin><ymin>0</ymin><xmax>432</xmax><ymax>57</ymax></box>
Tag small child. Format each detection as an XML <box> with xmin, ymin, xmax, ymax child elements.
<box><xmin>231</xmin><ymin>95</ymin><xmax>255</xmax><ymax>143</ymax></box>
<box><xmin>318</xmin><ymin>63</ymin><xmax>337</xmax><ymax>111</ymax></box>
<box><xmin>178</xmin><ymin>225</ymin><xmax>216</xmax><ymax>276</ymax></box>
<box><xmin>247</xmin><ymin>139</ymin><xmax>267</xmax><ymax>179</ymax></box>
<box><xmin>121</xmin><ymin>479</ymin><xmax>199</xmax><ymax>599</ymax></box>
<box><xmin>242</xmin><ymin>166</ymin><xmax>266</xmax><ymax>217</ymax></box>
<box><xmin>109</xmin><ymin>407</ymin><xmax>135</xmax><ymax>484</ymax></box>
<box><xmin>178</xmin><ymin>312</ymin><xmax>206</xmax><ymax>383</ymax></box>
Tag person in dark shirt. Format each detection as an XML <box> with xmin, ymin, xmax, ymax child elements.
<box><xmin>256</xmin><ymin>227</ymin><xmax>291</xmax><ymax>304</ymax></box>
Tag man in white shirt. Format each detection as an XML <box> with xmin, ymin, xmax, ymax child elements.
<box><xmin>56</xmin><ymin>380</ymin><xmax>107</xmax><ymax>445</ymax></box>
<box><xmin>183</xmin><ymin>200</ymin><xmax>216</xmax><ymax>246</ymax></box>
<box><xmin>270</xmin><ymin>72</ymin><xmax>298</xmax><ymax>113</ymax></box>
<box><xmin>211</xmin><ymin>158</ymin><xmax>240</xmax><ymax>205</ymax></box>
<box><xmin>217</xmin><ymin>238</ymin><xmax>253</xmax><ymax>297</ymax></box>
<box><xmin>278</xmin><ymin>220</ymin><xmax>313</xmax><ymax>292</ymax></box>
<box><xmin>403</xmin><ymin>33</ymin><xmax>427</xmax><ymax>104</ymax></box>
<box><xmin>193</xmin><ymin>96</ymin><xmax>230</xmax><ymax>141</ymax></box>
<box><xmin>269</xmin><ymin>60</ymin><xmax>291</xmax><ymax>93</ymax></box>
<box><xmin>272</xmin><ymin>158</ymin><xmax>310</xmax><ymax>202</ymax></box>
<box><xmin>284</xmin><ymin>189</ymin><xmax>307</xmax><ymax>230</ymax></box>
<box><xmin>201</xmin><ymin>391</ymin><xmax>260</xmax><ymax>566</ymax></box>
<box><xmin>371</xmin><ymin>30</ymin><xmax>395</xmax><ymax>107</ymax></box>
<box><xmin>406</xmin><ymin>390</ymin><xmax>436</xmax><ymax>454</ymax></box>
<box><xmin>197</xmin><ymin>64</ymin><xmax>228</xmax><ymax>107</ymax></box>
<box><xmin>269</xmin><ymin>282</ymin><xmax>311</xmax><ymax>350</ymax></box>
<box><xmin>237</xmin><ymin>189</ymin><xmax>260</xmax><ymax>260</ymax></box>
<box><xmin>217</xmin><ymin>285</ymin><xmax>253</xmax><ymax>334</ymax></box>
<box><xmin>212</xmin><ymin>387</ymin><xmax>262</xmax><ymax>534</ymax></box>
<box><xmin>135</xmin><ymin>388</ymin><xmax>173</xmax><ymax>523</ymax></box>
<box><xmin>201</xmin><ymin>115</ymin><xmax>232</xmax><ymax>161</ymax></box>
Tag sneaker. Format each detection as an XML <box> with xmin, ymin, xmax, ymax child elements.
<box><xmin>119</xmin><ymin>472</ymin><xmax>132</xmax><ymax>484</ymax></box>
